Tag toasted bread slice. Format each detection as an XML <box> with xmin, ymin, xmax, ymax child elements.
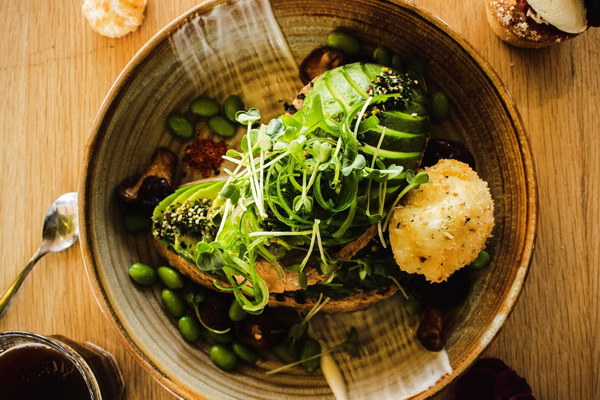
<box><xmin>153</xmin><ymin>233</ymin><xmax>398</xmax><ymax>312</ymax></box>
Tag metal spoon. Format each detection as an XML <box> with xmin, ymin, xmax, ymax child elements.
<box><xmin>0</xmin><ymin>192</ymin><xmax>79</xmax><ymax>318</ymax></box>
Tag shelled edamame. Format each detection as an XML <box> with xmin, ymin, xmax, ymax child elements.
<box><xmin>166</xmin><ymin>94</ymin><xmax>245</xmax><ymax>140</ymax></box>
<box><xmin>127</xmin><ymin>260</ymin><xmax>327</xmax><ymax>373</ymax></box>
<box><xmin>326</xmin><ymin>30</ymin><xmax>361</xmax><ymax>56</ymax></box>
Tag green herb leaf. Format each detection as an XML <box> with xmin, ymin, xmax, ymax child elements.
<box><xmin>236</xmin><ymin>108</ymin><xmax>261</xmax><ymax>125</ymax></box>
<box><xmin>220</xmin><ymin>182</ymin><xmax>237</xmax><ymax>199</ymax></box>
<box><xmin>284</xmin><ymin>263</ymin><xmax>302</xmax><ymax>273</ymax></box>
<box><xmin>258</xmin><ymin>131</ymin><xmax>272</xmax><ymax>151</ymax></box>
<box><xmin>341</xmin><ymin>154</ymin><xmax>366</xmax><ymax>176</ymax></box>
<box><xmin>314</xmin><ymin>142</ymin><xmax>332</xmax><ymax>163</ymax></box>
<box><xmin>288</xmin><ymin>322</ymin><xmax>307</xmax><ymax>342</ymax></box>
<box><xmin>298</xmin><ymin>271</ymin><xmax>308</xmax><ymax>290</ymax></box>
<box><xmin>195</xmin><ymin>242</ymin><xmax>225</xmax><ymax>271</ymax></box>
<box><xmin>367</xmin><ymin>213</ymin><xmax>383</xmax><ymax>223</ymax></box>
<box><xmin>320</xmin><ymin>260</ymin><xmax>337</xmax><ymax>275</ymax></box>
<box><xmin>266</xmin><ymin>118</ymin><xmax>284</xmax><ymax>139</ymax></box>
<box><xmin>293</xmin><ymin>195</ymin><xmax>313</xmax><ymax>213</ymax></box>
<box><xmin>340</xmin><ymin>327</ymin><xmax>359</xmax><ymax>357</ymax></box>
<box><xmin>225</xmin><ymin>149</ymin><xmax>241</xmax><ymax>158</ymax></box>
<box><xmin>358</xmin><ymin>262</ymin><xmax>372</xmax><ymax>280</ymax></box>
<box><xmin>413</xmin><ymin>171</ymin><xmax>430</xmax><ymax>186</ymax></box>
<box><xmin>357</xmin><ymin>115</ymin><xmax>380</xmax><ymax>135</ymax></box>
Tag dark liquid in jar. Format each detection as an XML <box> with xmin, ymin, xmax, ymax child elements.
<box><xmin>0</xmin><ymin>344</ymin><xmax>92</xmax><ymax>400</ymax></box>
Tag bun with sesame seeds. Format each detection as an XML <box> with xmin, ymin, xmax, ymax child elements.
<box><xmin>485</xmin><ymin>0</ymin><xmax>591</xmax><ymax>48</ymax></box>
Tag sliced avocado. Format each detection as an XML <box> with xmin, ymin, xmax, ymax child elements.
<box><xmin>181</xmin><ymin>180</ymin><xmax>225</xmax><ymax>205</ymax></box>
<box><xmin>362</xmin><ymin>125</ymin><xmax>426</xmax><ymax>152</ymax></box>
<box><xmin>361</xmin><ymin>143</ymin><xmax>422</xmax><ymax>170</ymax></box>
<box><xmin>153</xmin><ymin>180</ymin><xmax>225</xmax><ymax>219</ymax></box>
<box><xmin>152</xmin><ymin>184</ymin><xmax>197</xmax><ymax>219</ymax></box>
<box><xmin>378</xmin><ymin>111</ymin><xmax>430</xmax><ymax>134</ymax></box>
<box><xmin>360</xmin><ymin>62</ymin><xmax>384</xmax><ymax>80</ymax></box>
<box><xmin>323</xmin><ymin>69</ymin><xmax>357</xmax><ymax>109</ymax></box>
<box><xmin>303</xmin><ymin>63</ymin><xmax>386</xmax><ymax>123</ymax></box>
<box><xmin>153</xmin><ymin>180</ymin><xmax>226</xmax><ymax>261</ymax></box>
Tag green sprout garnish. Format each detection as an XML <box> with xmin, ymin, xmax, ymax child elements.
<box><xmin>266</xmin><ymin>327</ymin><xmax>359</xmax><ymax>375</ymax></box>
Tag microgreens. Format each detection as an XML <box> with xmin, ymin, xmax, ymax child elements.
<box><xmin>195</xmin><ymin>242</ymin><xmax>225</xmax><ymax>271</ymax></box>
<box><xmin>152</xmin><ymin>66</ymin><xmax>431</xmax><ymax>315</ymax></box>
<box><xmin>188</xmin><ymin>294</ymin><xmax>231</xmax><ymax>335</ymax></box>
<box><xmin>183</xmin><ymin>74</ymin><xmax>427</xmax><ymax>312</ymax></box>
<box><xmin>287</xmin><ymin>293</ymin><xmax>330</xmax><ymax>343</ymax></box>
<box><xmin>266</xmin><ymin>327</ymin><xmax>359</xmax><ymax>375</ymax></box>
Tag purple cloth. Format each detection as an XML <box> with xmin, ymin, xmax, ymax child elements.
<box><xmin>453</xmin><ymin>358</ymin><xmax>535</xmax><ymax>400</ymax></box>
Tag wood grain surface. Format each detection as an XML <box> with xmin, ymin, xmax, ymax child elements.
<box><xmin>0</xmin><ymin>1</ymin><xmax>597</xmax><ymax>399</ymax></box>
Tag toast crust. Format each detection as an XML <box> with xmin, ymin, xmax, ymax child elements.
<box><xmin>153</xmin><ymin>238</ymin><xmax>398</xmax><ymax>312</ymax></box>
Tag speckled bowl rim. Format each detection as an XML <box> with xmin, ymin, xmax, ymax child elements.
<box><xmin>79</xmin><ymin>0</ymin><xmax>538</xmax><ymax>398</ymax></box>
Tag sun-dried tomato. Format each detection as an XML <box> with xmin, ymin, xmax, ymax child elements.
<box><xmin>183</xmin><ymin>137</ymin><xmax>228</xmax><ymax>176</ymax></box>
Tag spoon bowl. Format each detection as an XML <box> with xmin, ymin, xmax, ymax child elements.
<box><xmin>0</xmin><ymin>192</ymin><xmax>79</xmax><ymax>318</ymax></box>
<box><xmin>40</xmin><ymin>192</ymin><xmax>80</xmax><ymax>253</ymax></box>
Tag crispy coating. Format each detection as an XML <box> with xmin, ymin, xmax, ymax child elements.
<box><xmin>389</xmin><ymin>159</ymin><xmax>494</xmax><ymax>282</ymax></box>
<box><xmin>82</xmin><ymin>0</ymin><xmax>147</xmax><ymax>38</ymax></box>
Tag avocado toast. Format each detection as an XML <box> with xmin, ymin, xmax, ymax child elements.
<box><xmin>151</xmin><ymin>62</ymin><xmax>432</xmax><ymax>313</ymax></box>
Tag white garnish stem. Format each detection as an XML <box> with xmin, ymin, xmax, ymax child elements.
<box><xmin>321</xmin><ymin>349</ymin><xmax>349</xmax><ymax>400</ymax></box>
<box><xmin>352</xmin><ymin>96</ymin><xmax>373</xmax><ymax>138</ymax></box>
<box><xmin>299</xmin><ymin>220</ymin><xmax>320</xmax><ymax>270</ymax></box>
<box><xmin>216</xmin><ymin>199</ymin><xmax>232</xmax><ymax>239</ymax></box>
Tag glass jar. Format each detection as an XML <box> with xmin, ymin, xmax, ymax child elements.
<box><xmin>0</xmin><ymin>331</ymin><xmax>124</xmax><ymax>400</ymax></box>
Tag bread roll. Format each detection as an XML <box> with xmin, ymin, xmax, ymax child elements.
<box><xmin>485</xmin><ymin>0</ymin><xmax>580</xmax><ymax>48</ymax></box>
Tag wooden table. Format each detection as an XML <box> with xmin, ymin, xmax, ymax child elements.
<box><xmin>0</xmin><ymin>1</ymin><xmax>597</xmax><ymax>399</ymax></box>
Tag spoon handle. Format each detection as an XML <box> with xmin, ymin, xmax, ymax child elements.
<box><xmin>0</xmin><ymin>248</ymin><xmax>47</xmax><ymax>318</ymax></box>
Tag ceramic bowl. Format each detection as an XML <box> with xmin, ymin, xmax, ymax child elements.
<box><xmin>79</xmin><ymin>0</ymin><xmax>537</xmax><ymax>398</ymax></box>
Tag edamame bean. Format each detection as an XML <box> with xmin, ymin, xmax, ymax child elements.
<box><xmin>207</xmin><ymin>330</ymin><xmax>234</xmax><ymax>344</ymax></box>
<box><xmin>469</xmin><ymin>250</ymin><xmax>491</xmax><ymax>271</ymax></box>
<box><xmin>208</xmin><ymin>115</ymin><xmax>236</xmax><ymax>138</ymax></box>
<box><xmin>431</xmin><ymin>91</ymin><xmax>450</xmax><ymax>121</ymax></box>
<box><xmin>178</xmin><ymin>315</ymin><xmax>202</xmax><ymax>342</ymax></box>
<box><xmin>209</xmin><ymin>344</ymin><xmax>237</xmax><ymax>370</ymax></box>
<box><xmin>403</xmin><ymin>52</ymin><xmax>428</xmax><ymax>74</ymax></box>
<box><xmin>128</xmin><ymin>262</ymin><xmax>157</xmax><ymax>286</ymax></box>
<box><xmin>373</xmin><ymin>46</ymin><xmax>392</xmax><ymax>66</ymax></box>
<box><xmin>189</xmin><ymin>96</ymin><xmax>220</xmax><ymax>117</ymax></box>
<box><xmin>391</xmin><ymin>53</ymin><xmax>405</xmax><ymax>72</ymax></box>
<box><xmin>326</xmin><ymin>31</ymin><xmax>360</xmax><ymax>56</ymax></box>
<box><xmin>157</xmin><ymin>266</ymin><xmax>185</xmax><ymax>289</ymax></box>
<box><xmin>299</xmin><ymin>338</ymin><xmax>321</xmax><ymax>372</ymax></box>
<box><xmin>166</xmin><ymin>113</ymin><xmax>195</xmax><ymax>139</ymax></box>
<box><xmin>223</xmin><ymin>95</ymin><xmax>244</xmax><ymax>122</ymax></box>
<box><xmin>273</xmin><ymin>338</ymin><xmax>298</xmax><ymax>364</ymax></box>
<box><xmin>232</xmin><ymin>340</ymin><xmax>258</xmax><ymax>364</ymax></box>
<box><xmin>228</xmin><ymin>299</ymin><xmax>248</xmax><ymax>322</ymax></box>
<box><xmin>123</xmin><ymin>212</ymin><xmax>151</xmax><ymax>233</ymax></box>
<box><xmin>404</xmin><ymin>296</ymin><xmax>424</xmax><ymax>316</ymax></box>
<box><xmin>161</xmin><ymin>288</ymin><xmax>186</xmax><ymax>318</ymax></box>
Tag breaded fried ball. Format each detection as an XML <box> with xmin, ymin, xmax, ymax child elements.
<box><xmin>83</xmin><ymin>0</ymin><xmax>147</xmax><ymax>38</ymax></box>
<box><xmin>388</xmin><ymin>159</ymin><xmax>494</xmax><ymax>282</ymax></box>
